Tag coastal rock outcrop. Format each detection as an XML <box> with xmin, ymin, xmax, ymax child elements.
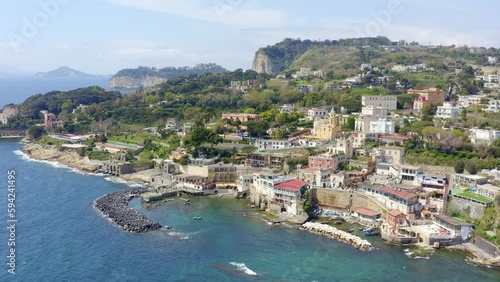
<box><xmin>94</xmin><ymin>188</ymin><xmax>163</xmax><ymax>232</ymax></box>
<box><xmin>251</xmin><ymin>50</ymin><xmax>285</xmax><ymax>74</ymax></box>
<box><xmin>21</xmin><ymin>144</ymin><xmax>101</xmax><ymax>172</ymax></box>
<box><xmin>300</xmin><ymin>222</ymin><xmax>372</xmax><ymax>251</ymax></box>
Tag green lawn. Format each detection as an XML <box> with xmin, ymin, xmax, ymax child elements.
<box><xmin>452</xmin><ymin>189</ymin><xmax>493</xmax><ymax>204</ymax></box>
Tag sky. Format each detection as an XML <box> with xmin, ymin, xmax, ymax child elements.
<box><xmin>0</xmin><ymin>0</ymin><xmax>499</xmax><ymax>75</ymax></box>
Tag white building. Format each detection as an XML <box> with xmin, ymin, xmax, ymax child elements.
<box><xmin>436</xmin><ymin>102</ymin><xmax>460</xmax><ymax>119</ymax></box>
<box><xmin>237</xmin><ymin>174</ymin><xmax>254</xmax><ymax>193</ymax></box>
<box><xmin>375</xmin><ymin>163</ymin><xmax>423</xmax><ymax>185</ymax></box>
<box><xmin>485</xmin><ymin>100</ymin><xmax>500</xmax><ymax>113</ymax></box>
<box><xmin>360</xmin><ymin>64</ymin><xmax>373</xmax><ymax>71</ymax></box>
<box><xmin>470</xmin><ymin>129</ymin><xmax>500</xmax><ymax>145</ymax></box>
<box><xmin>351</xmin><ymin>132</ymin><xmax>379</xmax><ymax>148</ymax></box>
<box><xmin>280</xmin><ymin>104</ymin><xmax>295</xmax><ymax>113</ymax></box>
<box><xmin>253</xmin><ymin>139</ymin><xmax>291</xmax><ymax>151</ymax></box>
<box><xmin>296</xmin><ymin>68</ymin><xmax>312</xmax><ymax>77</ymax></box>
<box><xmin>488</xmin><ymin>56</ymin><xmax>498</xmax><ymax>64</ymax></box>
<box><xmin>457</xmin><ymin>95</ymin><xmax>484</xmax><ymax>108</ymax></box>
<box><xmin>369</xmin><ymin>119</ymin><xmax>395</xmax><ymax>134</ymax></box>
<box><xmin>307</xmin><ymin>108</ymin><xmax>328</xmax><ymax>120</ymax></box>
<box><xmin>362</xmin><ymin>95</ymin><xmax>397</xmax><ymax>110</ymax></box>
<box><xmin>361</xmin><ymin>106</ymin><xmax>387</xmax><ymax>118</ymax></box>
<box><xmin>297</xmin><ymin>84</ymin><xmax>314</xmax><ymax>95</ymax></box>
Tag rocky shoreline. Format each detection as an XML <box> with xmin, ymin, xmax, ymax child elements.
<box><xmin>21</xmin><ymin>143</ymin><xmax>164</xmax><ymax>233</ymax></box>
<box><xmin>94</xmin><ymin>187</ymin><xmax>164</xmax><ymax>232</ymax></box>
<box><xmin>300</xmin><ymin>222</ymin><xmax>372</xmax><ymax>251</ymax></box>
<box><xmin>21</xmin><ymin>143</ymin><xmax>100</xmax><ymax>173</ymax></box>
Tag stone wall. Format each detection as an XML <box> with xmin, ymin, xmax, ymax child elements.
<box><xmin>447</xmin><ymin>198</ymin><xmax>485</xmax><ymax>219</ymax></box>
<box><xmin>311</xmin><ymin>188</ymin><xmax>385</xmax><ymax>213</ymax></box>
<box><xmin>473</xmin><ymin>236</ymin><xmax>500</xmax><ymax>258</ymax></box>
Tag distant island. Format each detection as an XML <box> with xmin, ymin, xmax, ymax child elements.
<box><xmin>36</xmin><ymin>66</ymin><xmax>107</xmax><ymax>78</ymax></box>
<box><xmin>109</xmin><ymin>63</ymin><xmax>228</xmax><ymax>89</ymax></box>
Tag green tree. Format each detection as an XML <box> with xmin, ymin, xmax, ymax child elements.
<box><xmin>466</xmin><ymin>162</ymin><xmax>478</xmax><ymax>175</ymax></box>
<box><xmin>27</xmin><ymin>126</ymin><xmax>45</xmax><ymax>140</ymax></box>
<box><xmin>454</xmin><ymin>160</ymin><xmax>465</xmax><ymax>173</ymax></box>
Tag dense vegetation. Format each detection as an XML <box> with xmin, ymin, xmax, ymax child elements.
<box><xmin>112</xmin><ymin>63</ymin><xmax>227</xmax><ymax>79</ymax></box>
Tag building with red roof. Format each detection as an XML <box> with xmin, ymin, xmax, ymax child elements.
<box><xmin>351</xmin><ymin>207</ymin><xmax>381</xmax><ymax>226</ymax></box>
<box><xmin>271</xmin><ymin>179</ymin><xmax>308</xmax><ymax>215</ymax></box>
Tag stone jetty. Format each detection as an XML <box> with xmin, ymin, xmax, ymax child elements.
<box><xmin>300</xmin><ymin>222</ymin><xmax>372</xmax><ymax>251</ymax></box>
<box><xmin>95</xmin><ymin>188</ymin><xmax>163</xmax><ymax>232</ymax></box>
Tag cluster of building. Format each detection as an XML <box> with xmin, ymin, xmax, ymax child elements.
<box><xmin>0</xmin><ymin>106</ymin><xmax>19</xmax><ymax>125</ymax></box>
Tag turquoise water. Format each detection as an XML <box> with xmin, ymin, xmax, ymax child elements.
<box><xmin>0</xmin><ymin>140</ymin><xmax>499</xmax><ymax>281</ymax></box>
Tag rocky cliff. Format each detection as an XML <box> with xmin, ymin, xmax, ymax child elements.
<box><xmin>251</xmin><ymin>50</ymin><xmax>285</xmax><ymax>74</ymax></box>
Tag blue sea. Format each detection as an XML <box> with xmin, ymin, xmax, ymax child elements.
<box><xmin>0</xmin><ymin>140</ymin><xmax>499</xmax><ymax>281</ymax></box>
<box><xmin>0</xmin><ymin>77</ymin><xmax>135</xmax><ymax>108</ymax></box>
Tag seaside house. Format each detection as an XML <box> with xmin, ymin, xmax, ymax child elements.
<box><xmin>271</xmin><ymin>179</ymin><xmax>308</xmax><ymax>215</ymax></box>
<box><xmin>350</xmin><ymin>207</ymin><xmax>381</xmax><ymax>226</ymax></box>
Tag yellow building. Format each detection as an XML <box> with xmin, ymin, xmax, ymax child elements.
<box><xmin>305</xmin><ymin>109</ymin><xmax>345</xmax><ymax>141</ymax></box>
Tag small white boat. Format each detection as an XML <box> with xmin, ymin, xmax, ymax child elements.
<box><xmin>193</xmin><ymin>216</ymin><xmax>202</xmax><ymax>220</ymax></box>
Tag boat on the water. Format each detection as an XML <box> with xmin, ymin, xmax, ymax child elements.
<box><xmin>364</xmin><ymin>230</ymin><xmax>379</xmax><ymax>236</ymax></box>
<box><xmin>193</xmin><ymin>216</ymin><xmax>202</xmax><ymax>220</ymax></box>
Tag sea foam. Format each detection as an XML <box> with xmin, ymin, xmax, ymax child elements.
<box><xmin>229</xmin><ymin>262</ymin><xmax>257</xmax><ymax>276</ymax></box>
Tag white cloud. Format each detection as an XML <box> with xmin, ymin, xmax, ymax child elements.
<box><xmin>106</xmin><ymin>0</ymin><xmax>286</xmax><ymax>28</ymax></box>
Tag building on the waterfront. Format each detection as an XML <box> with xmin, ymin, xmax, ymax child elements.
<box><xmin>375</xmin><ymin>163</ymin><xmax>423</xmax><ymax>185</ymax></box>
<box><xmin>271</xmin><ymin>179</ymin><xmax>308</xmax><ymax>215</ymax></box>
<box><xmin>362</xmin><ymin>95</ymin><xmax>397</xmax><ymax>110</ymax></box>
<box><xmin>350</xmin><ymin>207</ymin><xmax>381</xmax><ymax>226</ymax></box>
<box><xmin>358</xmin><ymin>183</ymin><xmax>421</xmax><ymax>214</ymax></box>
<box><xmin>175</xmin><ymin>174</ymin><xmax>211</xmax><ymax>191</ymax></box>
<box><xmin>432</xmin><ymin>214</ymin><xmax>474</xmax><ymax>241</ymax></box>
<box><xmin>101</xmin><ymin>152</ymin><xmax>133</xmax><ymax>176</ymax></box>
<box><xmin>236</xmin><ymin>174</ymin><xmax>254</xmax><ymax>195</ymax></box>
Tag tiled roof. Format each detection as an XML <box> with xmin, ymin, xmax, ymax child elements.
<box><xmin>352</xmin><ymin>207</ymin><xmax>381</xmax><ymax>217</ymax></box>
<box><xmin>381</xmin><ymin>187</ymin><xmax>417</xmax><ymax>200</ymax></box>
<box><xmin>274</xmin><ymin>180</ymin><xmax>308</xmax><ymax>191</ymax></box>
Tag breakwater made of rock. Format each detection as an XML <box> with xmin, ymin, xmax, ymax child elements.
<box><xmin>94</xmin><ymin>187</ymin><xmax>163</xmax><ymax>232</ymax></box>
<box><xmin>300</xmin><ymin>222</ymin><xmax>372</xmax><ymax>251</ymax></box>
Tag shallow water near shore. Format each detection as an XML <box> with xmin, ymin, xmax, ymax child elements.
<box><xmin>1</xmin><ymin>140</ymin><xmax>499</xmax><ymax>281</ymax></box>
